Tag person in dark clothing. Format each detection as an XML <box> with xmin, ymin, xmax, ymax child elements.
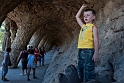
<box><xmin>39</xmin><ymin>47</ymin><xmax>46</xmax><ymax>66</ymax></box>
<box><xmin>17</xmin><ymin>46</ymin><xmax>28</xmax><ymax>75</ymax></box>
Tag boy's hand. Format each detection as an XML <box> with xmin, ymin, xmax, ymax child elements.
<box><xmin>82</xmin><ymin>4</ymin><xmax>87</xmax><ymax>8</ymax></box>
<box><xmin>92</xmin><ymin>54</ymin><xmax>99</xmax><ymax>63</ymax></box>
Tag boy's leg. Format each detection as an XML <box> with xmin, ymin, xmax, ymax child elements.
<box><xmin>27</xmin><ymin>67</ymin><xmax>31</xmax><ymax>81</ymax></box>
<box><xmin>2</xmin><ymin>68</ymin><xmax>9</xmax><ymax>81</ymax></box>
<box><xmin>83</xmin><ymin>49</ymin><xmax>95</xmax><ymax>82</ymax></box>
<box><xmin>32</xmin><ymin>68</ymin><xmax>37</xmax><ymax>79</ymax></box>
<box><xmin>77</xmin><ymin>49</ymin><xmax>84</xmax><ymax>82</ymax></box>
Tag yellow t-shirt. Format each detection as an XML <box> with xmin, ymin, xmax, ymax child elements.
<box><xmin>78</xmin><ymin>23</ymin><xmax>94</xmax><ymax>48</ymax></box>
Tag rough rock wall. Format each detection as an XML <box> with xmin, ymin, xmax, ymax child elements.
<box><xmin>7</xmin><ymin>0</ymin><xmax>76</xmax><ymax>67</ymax></box>
<box><xmin>97</xmin><ymin>1</ymin><xmax>124</xmax><ymax>83</ymax></box>
<box><xmin>42</xmin><ymin>36</ymin><xmax>79</xmax><ymax>83</ymax></box>
<box><xmin>0</xmin><ymin>0</ymin><xmax>123</xmax><ymax>82</ymax></box>
<box><xmin>0</xmin><ymin>0</ymin><xmax>22</xmax><ymax>26</ymax></box>
<box><xmin>42</xmin><ymin>1</ymin><xmax>124</xmax><ymax>83</ymax></box>
<box><xmin>8</xmin><ymin>1</ymin><xmax>55</xmax><ymax>67</ymax></box>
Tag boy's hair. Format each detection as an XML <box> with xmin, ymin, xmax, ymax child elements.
<box><xmin>84</xmin><ymin>9</ymin><xmax>96</xmax><ymax>16</ymax></box>
<box><xmin>28</xmin><ymin>49</ymin><xmax>34</xmax><ymax>54</ymax></box>
<box><xmin>6</xmin><ymin>47</ymin><xmax>11</xmax><ymax>52</ymax></box>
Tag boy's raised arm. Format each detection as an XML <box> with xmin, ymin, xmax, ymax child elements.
<box><xmin>76</xmin><ymin>4</ymin><xmax>87</xmax><ymax>27</ymax></box>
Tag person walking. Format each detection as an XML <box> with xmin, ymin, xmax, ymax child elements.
<box><xmin>34</xmin><ymin>47</ymin><xmax>40</xmax><ymax>66</ymax></box>
<box><xmin>27</xmin><ymin>49</ymin><xmax>37</xmax><ymax>81</ymax></box>
<box><xmin>1</xmin><ymin>47</ymin><xmax>11</xmax><ymax>81</ymax></box>
<box><xmin>39</xmin><ymin>47</ymin><xmax>46</xmax><ymax>66</ymax></box>
<box><xmin>17</xmin><ymin>46</ymin><xmax>28</xmax><ymax>75</ymax></box>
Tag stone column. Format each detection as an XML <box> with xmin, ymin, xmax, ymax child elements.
<box><xmin>10</xmin><ymin>23</ymin><xmax>39</xmax><ymax>68</ymax></box>
<box><xmin>38</xmin><ymin>35</ymin><xmax>47</xmax><ymax>48</ymax></box>
<box><xmin>2</xmin><ymin>18</ymin><xmax>11</xmax><ymax>51</ymax></box>
<box><xmin>29</xmin><ymin>26</ymin><xmax>45</xmax><ymax>48</ymax></box>
<box><xmin>7</xmin><ymin>2</ymin><xmax>47</xmax><ymax>68</ymax></box>
<box><xmin>10</xmin><ymin>20</ymin><xmax>18</xmax><ymax>43</ymax></box>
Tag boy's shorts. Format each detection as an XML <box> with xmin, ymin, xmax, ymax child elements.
<box><xmin>27</xmin><ymin>64</ymin><xmax>36</xmax><ymax>68</ymax></box>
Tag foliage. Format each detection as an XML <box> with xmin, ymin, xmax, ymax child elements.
<box><xmin>0</xmin><ymin>22</ymin><xmax>5</xmax><ymax>44</ymax></box>
<box><xmin>0</xmin><ymin>29</ymin><xmax>4</xmax><ymax>44</ymax></box>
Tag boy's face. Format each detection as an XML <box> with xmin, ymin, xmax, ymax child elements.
<box><xmin>83</xmin><ymin>11</ymin><xmax>95</xmax><ymax>23</ymax></box>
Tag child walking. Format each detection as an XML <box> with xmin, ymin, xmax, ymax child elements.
<box><xmin>27</xmin><ymin>49</ymin><xmax>37</xmax><ymax>81</ymax></box>
<box><xmin>76</xmin><ymin>4</ymin><xmax>99</xmax><ymax>83</ymax></box>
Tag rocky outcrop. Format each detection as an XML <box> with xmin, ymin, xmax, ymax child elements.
<box><xmin>96</xmin><ymin>1</ymin><xmax>124</xmax><ymax>83</ymax></box>
<box><xmin>59</xmin><ymin>65</ymin><xmax>81</xmax><ymax>83</ymax></box>
<box><xmin>41</xmin><ymin>0</ymin><xmax>124</xmax><ymax>83</ymax></box>
<box><xmin>0</xmin><ymin>0</ymin><xmax>123</xmax><ymax>83</ymax></box>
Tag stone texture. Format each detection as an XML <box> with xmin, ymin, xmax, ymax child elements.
<box><xmin>0</xmin><ymin>0</ymin><xmax>123</xmax><ymax>83</ymax></box>
<box><xmin>0</xmin><ymin>51</ymin><xmax>5</xmax><ymax>66</ymax></box>
<box><xmin>29</xmin><ymin>26</ymin><xmax>45</xmax><ymax>48</ymax></box>
<box><xmin>0</xmin><ymin>0</ymin><xmax>22</xmax><ymax>25</ymax></box>
<box><xmin>10</xmin><ymin>19</ymin><xmax>18</xmax><ymax>43</ymax></box>
<box><xmin>61</xmin><ymin>65</ymin><xmax>81</xmax><ymax>83</ymax></box>
<box><xmin>2</xmin><ymin>18</ymin><xmax>11</xmax><ymax>51</ymax></box>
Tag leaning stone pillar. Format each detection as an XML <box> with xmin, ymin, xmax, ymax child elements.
<box><xmin>29</xmin><ymin>26</ymin><xmax>45</xmax><ymax>48</ymax></box>
<box><xmin>2</xmin><ymin>18</ymin><xmax>11</xmax><ymax>51</ymax></box>
<box><xmin>10</xmin><ymin>20</ymin><xmax>17</xmax><ymax>43</ymax></box>
<box><xmin>38</xmin><ymin>35</ymin><xmax>47</xmax><ymax>48</ymax></box>
<box><xmin>44</xmin><ymin>39</ymin><xmax>49</xmax><ymax>49</ymax></box>
<box><xmin>7</xmin><ymin>2</ymin><xmax>47</xmax><ymax>68</ymax></box>
<box><xmin>10</xmin><ymin>24</ymin><xmax>38</xmax><ymax>68</ymax></box>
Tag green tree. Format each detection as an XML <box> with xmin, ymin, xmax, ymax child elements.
<box><xmin>0</xmin><ymin>30</ymin><xmax>4</xmax><ymax>44</ymax></box>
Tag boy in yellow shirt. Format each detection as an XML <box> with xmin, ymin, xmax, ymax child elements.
<box><xmin>76</xmin><ymin>4</ymin><xmax>99</xmax><ymax>83</ymax></box>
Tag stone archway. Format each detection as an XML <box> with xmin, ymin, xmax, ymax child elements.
<box><xmin>0</xmin><ymin>0</ymin><xmax>124</xmax><ymax>82</ymax></box>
